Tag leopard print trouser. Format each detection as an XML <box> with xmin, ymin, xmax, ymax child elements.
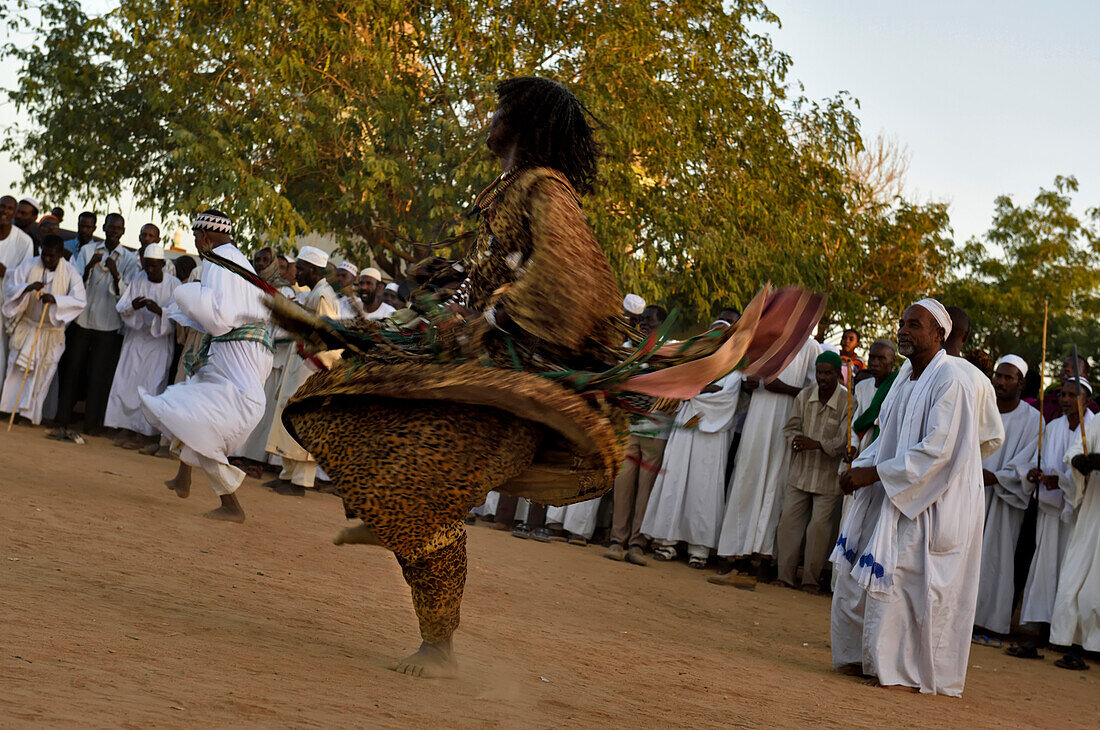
<box><xmin>287</xmin><ymin>399</ymin><xmax>540</xmax><ymax>644</ymax></box>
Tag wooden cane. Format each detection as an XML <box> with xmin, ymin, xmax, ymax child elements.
<box><xmin>845</xmin><ymin>373</ymin><xmax>854</xmax><ymax>463</ymax></box>
<box><xmin>1037</xmin><ymin>299</ymin><xmax>1048</xmax><ymax>471</ymax></box>
<box><xmin>7</xmin><ymin>298</ymin><xmax>50</xmax><ymax>431</ymax></box>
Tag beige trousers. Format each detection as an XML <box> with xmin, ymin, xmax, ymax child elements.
<box><xmin>775</xmin><ymin>483</ymin><xmax>841</xmax><ymax>588</ymax></box>
<box><xmin>610</xmin><ymin>435</ymin><xmax>667</xmax><ymax>549</ymax></box>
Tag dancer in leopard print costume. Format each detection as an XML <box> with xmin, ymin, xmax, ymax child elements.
<box><xmin>263</xmin><ymin>77</ymin><xmax>825</xmax><ymax>678</ymax></box>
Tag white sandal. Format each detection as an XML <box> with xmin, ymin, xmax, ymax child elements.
<box><xmin>653</xmin><ymin>546</ymin><xmax>677</xmax><ymax>561</ymax></box>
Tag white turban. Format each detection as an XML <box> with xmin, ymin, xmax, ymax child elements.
<box><xmin>362</xmin><ymin>267</ymin><xmax>382</xmax><ymax>281</ymax></box>
<box><xmin>143</xmin><ymin>244</ymin><xmax>165</xmax><ymax>261</ymax></box>
<box><xmin>994</xmin><ymin>354</ymin><xmax>1028</xmax><ymax>379</ymax></box>
<box><xmin>297</xmin><ymin>245</ymin><xmax>329</xmax><ymax>269</ymax></box>
<box><xmin>338</xmin><ymin>261</ymin><xmax>359</xmax><ymax>276</ymax></box>
<box><xmin>912</xmin><ymin>298</ymin><xmax>952</xmax><ymax>339</ymax></box>
<box><xmin>623</xmin><ymin>293</ymin><xmax>646</xmax><ymax>316</ymax></box>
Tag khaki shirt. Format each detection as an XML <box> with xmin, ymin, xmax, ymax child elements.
<box><xmin>783</xmin><ymin>384</ymin><xmax>850</xmax><ymax>495</ymax></box>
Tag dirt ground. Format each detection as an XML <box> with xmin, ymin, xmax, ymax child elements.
<box><xmin>1</xmin><ymin>425</ymin><xmax>1097</xmax><ymax>728</ymax></box>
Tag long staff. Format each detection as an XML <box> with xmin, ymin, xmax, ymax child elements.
<box><xmin>1072</xmin><ymin>343</ymin><xmax>1089</xmax><ymax>493</ymax></box>
<box><xmin>7</xmin><ymin>298</ymin><xmax>50</xmax><ymax>432</ymax></box>
<box><xmin>845</xmin><ymin>372</ymin><xmax>854</xmax><ymax>463</ymax></box>
<box><xmin>1037</xmin><ymin>300</ymin><xmax>1048</xmax><ymax>471</ymax></box>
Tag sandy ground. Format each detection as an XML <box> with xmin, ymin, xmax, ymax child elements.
<box><xmin>1</xmin><ymin>425</ymin><xmax>1098</xmax><ymax>728</ymax></box>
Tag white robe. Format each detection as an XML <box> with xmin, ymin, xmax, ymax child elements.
<box><xmin>974</xmin><ymin>402</ymin><xmax>1040</xmax><ymax>633</ymax></box>
<box><xmin>234</xmin><ymin>283</ymin><xmax>296</xmax><ymax>463</ymax></box>
<box><xmin>1052</xmin><ymin>420</ymin><xmax>1100</xmax><ymax>650</ymax></box>
<box><xmin>546</xmin><ymin>498</ymin><xmax>603</xmax><ymax>539</ymax></box>
<box><xmin>0</xmin><ymin>258</ymin><xmax>86</xmax><ymax>423</ymax></box>
<box><xmin>952</xmin><ymin>356</ymin><xmax>1005</xmax><ymax>460</ymax></box>
<box><xmin>642</xmin><ymin>371</ymin><xmax>741</xmax><ymax>551</ymax></box>
<box><xmin>104</xmin><ymin>273</ymin><xmax>181</xmax><ymax>435</ymax></box>
<box><xmin>830</xmin><ymin>350</ymin><xmax>983</xmax><ymax>697</ymax></box>
<box><xmin>139</xmin><ymin>244</ymin><xmax>274</xmax><ymax>469</ymax></box>
<box><xmin>717</xmin><ymin>337</ymin><xmax>821</xmax><ymax>558</ymax></box>
<box><xmin>1019</xmin><ymin>412</ymin><xmax>1089</xmax><ymax>625</ymax></box>
<box><xmin>0</xmin><ymin>226</ymin><xmax>36</xmax><ymax>387</ymax></box>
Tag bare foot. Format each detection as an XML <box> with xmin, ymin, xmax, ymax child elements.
<box><xmin>333</xmin><ymin>523</ymin><xmax>383</xmax><ymax>546</ymax></box>
<box><xmin>201</xmin><ymin>493</ymin><xmax>245</xmax><ymax>523</ymax></box>
<box><xmin>165</xmin><ymin>463</ymin><xmax>191</xmax><ymax>498</ymax></box>
<box><xmin>707</xmin><ymin>572</ymin><xmax>757</xmax><ymax>590</ymax></box>
<box><xmin>390</xmin><ymin>640</ymin><xmax>458</xmax><ymax>679</ymax></box>
<box><xmin>837</xmin><ymin>663</ymin><xmax>865</xmax><ymax>677</ymax></box>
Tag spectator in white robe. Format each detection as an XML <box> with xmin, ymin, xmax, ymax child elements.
<box><xmin>642</xmin><ymin>369</ymin><xmax>741</xmax><ymax>569</ymax></box>
<box><xmin>333</xmin><ymin>261</ymin><xmax>361</xmax><ymax>319</ymax></box>
<box><xmin>944</xmin><ymin>306</ymin><xmax>1006</xmax><ymax>459</ymax></box>
<box><xmin>0</xmin><ymin>194</ymin><xmax>37</xmax><ymax>387</ymax></box>
<box><xmin>1009</xmin><ymin>378</ymin><xmax>1092</xmax><ymax>656</ymax></box>
<box><xmin>547</xmin><ymin>498</ymin><xmax>603</xmax><ymax>546</ymax></box>
<box><xmin>139</xmin><ymin>210</ymin><xmax>274</xmax><ymax>523</ymax></box>
<box><xmin>973</xmin><ymin>355</ymin><xmax>1040</xmax><ymax>638</ymax></box>
<box><xmin>104</xmin><ymin>245</ymin><xmax>181</xmax><ymax>446</ymax></box>
<box><xmin>357</xmin><ymin>268</ymin><xmax>396</xmax><ymax>322</ymax></box>
<box><xmin>0</xmin><ymin>236</ymin><xmax>85</xmax><ymax>423</ymax></box>
<box><xmin>830</xmin><ymin>298</ymin><xmax>983</xmax><ymax>697</ymax></box>
<box><xmin>232</xmin><ymin>246</ymin><xmax>296</xmax><ymax>468</ymax></box>
<box><xmin>1055</xmin><ymin>411</ymin><xmax>1100</xmax><ymax>670</ymax></box>
<box><xmin>715</xmin><ymin>336</ymin><xmax>821</xmax><ymax>577</ymax></box>
<box><xmin>264</xmin><ymin>246</ymin><xmax>339</xmax><ymax>495</ymax></box>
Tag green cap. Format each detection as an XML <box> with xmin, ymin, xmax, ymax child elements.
<box><xmin>816</xmin><ymin>350</ymin><xmax>843</xmax><ymax>371</ymax></box>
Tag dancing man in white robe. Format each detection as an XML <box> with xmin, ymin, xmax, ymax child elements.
<box><xmin>973</xmin><ymin>355</ymin><xmax>1040</xmax><ymax>637</ymax></box>
<box><xmin>642</xmin><ymin>371</ymin><xmax>741</xmax><ymax>568</ymax></box>
<box><xmin>0</xmin><ymin>236</ymin><xmax>85</xmax><ymax>423</ymax></box>
<box><xmin>1055</xmin><ymin>406</ymin><xmax>1100</xmax><ymax>669</ymax></box>
<box><xmin>830</xmin><ymin>298</ymin><xmax>983</xmax><ymax>697</ymax></box>
<box><xmin>1015</xmin><ymin>378</ymin><xmax>1091</xmax><ymax>645</ymax></box>
<box><xmin>0</xmin><ymin>194</ymin><xmax>37</xmax><ymax>387</ymax></box>
<box><xmin>140</xmin><ymin>211</ymin><xmax>274</xmax><ymax>523</ymax></box>
<box><xmin>104</xmin><ymin>245</ymin><xmax>180</xmax><ymax>444</ymax></box>
<box><xmin>716</xmin><ymin>336</ymin><xmax>820</xmax><ymax>575</ymax></box>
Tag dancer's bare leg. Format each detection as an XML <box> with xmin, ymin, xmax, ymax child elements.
<box><xmin>165</xmin><ymin>463</ymin><xmax>191</xmax><ymax>498</ymax></box>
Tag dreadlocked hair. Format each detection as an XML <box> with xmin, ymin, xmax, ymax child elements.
<box><xmin>495</xmin><ymin>77</ymin><xmax>600</xmax><ymax>196</ymax></box>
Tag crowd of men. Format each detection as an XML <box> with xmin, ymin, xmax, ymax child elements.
<box><xmin>2</xmin><ymin>194</ymin><xmax>1097</xmax><ymax>695</ymax></box>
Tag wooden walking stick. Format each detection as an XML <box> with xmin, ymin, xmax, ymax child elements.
<box><xmin>7</xmin><ymin>297</ymin><xmax>50</xmax><ymax>431</ymax></box>
<box><xmin>1072</xmin><ymin>344</ymin><xmax>1090</xmax><ymax>493</ymax></box>
<box><xmin>1037</xmin><ymin>299</ymin><xmax>1048</xmax><ymax>471</ymax></box>
<box><xmin>845</xmin><ymin>372</ymin><xmax>854</xmax><ymax>463</ymax></box>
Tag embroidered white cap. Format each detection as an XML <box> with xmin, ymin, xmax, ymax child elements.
<box><xmin>296</xmin><ymin>246</ymin><xmax>329</xmax><ymax>269</ymax></box>
<box><xmin>143</xmin><ymin>244</ymin><xmax>165</xmax><ymax>260</ymax></box>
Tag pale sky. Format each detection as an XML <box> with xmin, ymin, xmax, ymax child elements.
<box><xmin>2</xmin><ymin>1</ymin><xmax>1098</xmax><ymax>248</ymax></box>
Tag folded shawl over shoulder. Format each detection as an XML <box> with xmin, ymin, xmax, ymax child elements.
<box><xmin>254</xmin><ymin>167</ymin><xmax>827</xmax><ymax>506</ymax></box>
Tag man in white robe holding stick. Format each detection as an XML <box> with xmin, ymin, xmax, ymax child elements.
<box><xmin>830</xmin><ymin>298</ymin><xmax>983</xmax><ymax>697</ymax></box>
<box><xmin>973</xmin><ymin>355</ymin><xmax>1040</xmax><ymax>640</ymax></box>
<box><xmin>140</xmin><ymin>210</ymin><xmax>274</xmax><ymax>523</ymax></box>
<box><xmin>0</xmin><ymin>235</ymin><xmax>85</xmax><ymax>423</ymax></box>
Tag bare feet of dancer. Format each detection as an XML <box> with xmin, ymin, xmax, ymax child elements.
<box><xmin>165</xmin><ymin>463</ymin><xmax>191</xmax><ymax>498</ymax></box>
<box><xmin>390</xmin><ymin>638</ymin><xmax>458</xmax><ymax>678</ymax></box>
<box><xmin>202</xmin><ymin>493</ymin><xmax>246</xmax><ymax>523</ymax></box>
<box><xmin>333</xmin><ymin>522</ymin><xmax>383</xmax><ymax>546</ymax></box>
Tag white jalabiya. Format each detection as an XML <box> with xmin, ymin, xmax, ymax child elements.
<box><xmin>547</xmin><ymin>498</ymin><xmax>602</xmax><ymax>539</ymax></box>
<box><xmin>139</xmin><ymin>244</ymin><xmax>274</xmax><ymax>495</ymax></box>
<box><xmin>642</xmin><ymin>372</ymin><xmax>742</xmax><ymax>553</ymax></box>
<box><xmin>104</xmin><ymin>272</ymin><xmax>181</xmax><ymax>435</ymax></box>
<box><xmin>471</xmin><ymin>490</ymin><xmax>500</xmax><ymax>518</ymax></box>
<box><xmin>1019</xmin><ymin>412</ymin><xmax>1090</xmax><ymax>625</ymax></box>
<box><xmin>974</xmin><ymin>402</ymin><xmax>1040</xmax><ymax>633</ymax></box>
<box><xmin>849</xmin><ymin>377</ymin><xmax>878</xmax><ymax>454</ymax></box>
<box><xmin>717</xmin><ymin>337</ymin><xmax>821</xmax><ymax>558</ymax></box>
<box><xmin>830</xmin><ymin>350</ymin><xmax>983</xmax><ymax>697</ymax></box>
<box><xmin>1052</xmin><ymin>420</ymin><xmax>1100</xmax><ymax>651</ymax></box>
<box><xmin>0</xmin><ymin>226</ymin><xmax>36</xmax><ymax>387</ymax></box>
<box><xmin>234</xmin><ymin>282</ymin><xmax>296</xmax><ymax>463</ymax></box>
<box><xmin>953</xmin><ymin>356</ymin><xmax>1005</xmax><ymax>459</ymax></box>
<box><xmin>0</xmin><ymin>257</ymin><xmax>85</xmax><ymax>423</ymax></box>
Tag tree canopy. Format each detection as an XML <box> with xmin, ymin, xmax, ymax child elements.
<box><xmin>5</xmin><ymin>0</ymin><xmax>951</xmax><ymax>329</ymax></box>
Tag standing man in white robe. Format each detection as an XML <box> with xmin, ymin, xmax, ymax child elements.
<box><xmin>0</xmin><ymin>194</ymin><xmax>37</xmax><ymax>387</ymax></box>
<box><xmin>1009</xmin><ymin>378</ymin><xmax>1092</xmax><ymax>657</ymax></box>
<box><xmin>546</xmin><ymin>498</ymin><xmax>603</xmax><ymax>546</ymax></box>
<box><xmin>104</xmin><ymin>245</ymin><xmax>180</xmax><ymax>446</ymax></box>
<box><xmin>945</xmin><ymin>306</ymin><xmax>1006</xmax><ymax>460</ymax></box>
<box><xmin>0</xmin><ymin>236</ymin><xmax>85</xmax><ymax>423</ymax></box>
<box><xmin>334</xmin><ymin>261</ymin><xmax>361</xmax><ymax>319</ymax></box>
<box><xmin>357</xmin><ymin>268</ymin><xmax>396</xmax><ymax>322</ymax></box>
<box><xmin>139</xmin><ymin>210</ymin><xmax>274</xmax><ymax>523</ymax></box>
<box><xmin>973</xmin><ymin>355</ymin><xmax>1040</xmax><ymax>638</ymax></box>
<box><xmin>264</xmin><ymin>246</ymin><xmax>339</xmax><ymax>496</ymax></box>
<box><xmin>716</xmin><ymin>336</ymin><xmax>821</xmax><ymax>578</ymax></box>
<box><xmin>1055</xmin><ymin>409</ymin><xmax>1100</xmax><ymax>670</ymax></box>
<box><xmin>641</xmin><ymin>370</ymin><xmax>741</xmax><ymax>568</ymax></box>
<box><xmin>830</xmin><ymin>298</ymin><xmax>983</xmax><ymax>697</ymax></box>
